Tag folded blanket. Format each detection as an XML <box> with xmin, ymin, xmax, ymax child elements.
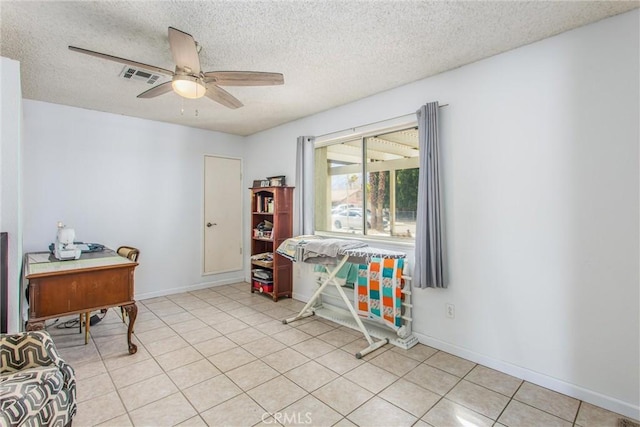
<box><xmin>303</xmin><ymin>238</ymin><xmax>367</xmax><ymax>258</ymax></box>
<box><xmin>314</xmin><ymin>262</ymin><xmax>359</xmax><ymax>288</ymax></box>
<box><xmin>276</xmin><ymin>235</ymin><xmax>321</xmax><ymax>261</ymax></box>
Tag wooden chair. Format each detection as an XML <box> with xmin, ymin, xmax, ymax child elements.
<box><xmin>79</xmin><ymin>246</ymin><xmax>141</xmax><ymax>342</ymax></box>
<box><xmin>117</xmin><ymin>246</ymin><xmax>140</xmax><ymax>323</ymax></box>
<box><xmin>117</xmin><ymin>245</ymin><xmax>140</xmax><ymax>263</ymax></box>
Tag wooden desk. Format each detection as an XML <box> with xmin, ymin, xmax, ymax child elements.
<box><xmin>24</xmin><ymin>250</ymin><xmax>139</xmax><ymax>354</ymax></box>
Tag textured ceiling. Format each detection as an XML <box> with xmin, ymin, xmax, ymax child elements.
<box><xmin>1</xmin><ymin>1</ymin><xmax>637</xmax><ymax>136</ymax></box>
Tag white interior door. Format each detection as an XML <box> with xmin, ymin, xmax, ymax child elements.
<box><xmin>204</xmin><ymin>156</ymin><xmax>243</xmax><ymax>274</ymax></box>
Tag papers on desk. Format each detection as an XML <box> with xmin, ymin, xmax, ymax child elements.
<box><xmin>27</xmin><ymin>253</ymin><xmax>52</xmax><ymax>264</ymax></box>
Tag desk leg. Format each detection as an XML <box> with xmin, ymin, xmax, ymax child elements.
<box><xmin>123</xmin><ymin>303</ymin><xmax>138</xmax><ymax>354</ymax></box>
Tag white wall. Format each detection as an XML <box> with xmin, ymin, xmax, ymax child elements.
<box><xmin>11</xmin><ymin>8</ymin><xmax>639</xmax><ymax>418</ymax></box>
<box><xmin>244</xmin><ymin>10</ymin><xmax>639</xmax><ymax>419</ymax></box>
<box><xmin>22</xmin><ymin>101</ymin><xmax>246</xmax><ymax>299</ymax></box>
<box><xmin>0</xmin><ymin>57</ymin><xmax>23</xmax><ymax>333</ymax></box>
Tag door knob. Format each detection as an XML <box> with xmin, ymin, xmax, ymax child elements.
<box><xmin>206</xmin><ymin>222</ymin><xmax>217</xmax><ymax>227</ymax></box>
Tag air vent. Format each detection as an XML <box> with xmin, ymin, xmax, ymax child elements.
<box><xmin>119</xmin><ymin>66</ymin><xmax>163</xmax><ymax>84</ymax></box>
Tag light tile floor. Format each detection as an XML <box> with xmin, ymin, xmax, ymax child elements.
<box><xmin>45</xmin><ymin>282</ymin><xmax>638</xmax><ymax>427</ymax></box>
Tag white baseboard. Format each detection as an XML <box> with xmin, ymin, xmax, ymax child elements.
<box><xmin>135</xmin><ymin>275</ymin><xmax>245</xmax><ymax>301</ymax></box>
<box><xmin>413</xmin><ymin>332</ymin><xmax>640</xmax><ymax>421</ymax></box>
<box><xmin>292</xmin><ymin>288</ymin><xmax>638</xmax><ymax>420</ymax></box>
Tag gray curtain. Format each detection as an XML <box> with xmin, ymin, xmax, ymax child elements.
<box><xmin>295</xmin><ymin>136</ymin><xmax>315</xmax><ymax>236</ymax></box>
<box><xmin>413</xmin><ymin>102</ymin><xmax>446</xmax><ymax>288</ymax></box>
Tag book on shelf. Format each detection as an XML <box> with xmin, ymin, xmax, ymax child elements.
<box><xmin>255</xmin><ymin>194</ymin><xmax>274</xmax><ymax>213</ymax></box>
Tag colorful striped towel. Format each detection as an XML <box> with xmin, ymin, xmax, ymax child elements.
<box><xmin>356</xmin><ymin>257</ymin><xmax>404</xmax><ymax>329</ymax></box>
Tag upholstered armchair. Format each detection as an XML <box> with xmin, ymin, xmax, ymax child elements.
<box><xmin>0</xmin><ymin>331</ymin><xmax>77</xmax><ymax>427</ymax></box>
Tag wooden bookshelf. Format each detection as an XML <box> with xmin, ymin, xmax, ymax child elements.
<box><xmin>249</xmin><ymin>186</ymin><xmax>293</xmax><ymax>301</ymax></box>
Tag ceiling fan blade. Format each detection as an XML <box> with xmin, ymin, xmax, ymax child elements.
<box><xmin>137</xmin><ymin>81</ymin><xmax>174</xmax><ymax>98</ymax></box>
<box><xmin>204</xmin><ymin>71</ymin><xmax>284</xmax><ymax>86</ymax></box>
<box><xmin>68</xmin><ymin>46</ymin><xmax>174</xmax><ymax>76</ymax></box>
<box><xmin>205</xmin><ymin>85</ymin><xmax>243</xmax><ymax>109</ymax></box>
<box><xmin>168</xmin><ymin>27</ymin><xmax>201</xmax><ymax>74</ymax></box>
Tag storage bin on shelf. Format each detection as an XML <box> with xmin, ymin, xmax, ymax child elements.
<box><xmin>252</xmin><ymin>278</ymin><xmax>274</xmax><ymax>293</ymax></box>
<box><xmin>252</xmin><ymin>268</ymin><xmax>273</xmax><ymax>280</ymax></box>
<box><xmin>250</xmin><ymin>252</ymin><xmax>273</xmax><ymax>268</ymax></box>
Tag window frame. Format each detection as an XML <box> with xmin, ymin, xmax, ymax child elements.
<box><xmin>314</xmin><ymin>115</ymin><xmax>418</xmax><ymax>245</ymax></box>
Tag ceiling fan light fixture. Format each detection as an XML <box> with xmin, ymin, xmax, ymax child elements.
<box><xmin>172</xmin><ymin>74</ymin><xmax>206</xmax><ymax>99</ymax></box>
<box><xmin>69</xmin><ymin>27</ymin><xmax>283</xmax><ymax>108</ymax></box>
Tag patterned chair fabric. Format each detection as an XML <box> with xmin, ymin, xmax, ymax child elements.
<box><xmin>0</xmin><ymin>331</ymin><xmax>76</xmax><ymax>427</ymax></box>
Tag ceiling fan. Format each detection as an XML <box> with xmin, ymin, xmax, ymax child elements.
<box><xmin>68</xmin><ymin>27</ymin><xmax>284</xmax><ymax>109</ymax></box>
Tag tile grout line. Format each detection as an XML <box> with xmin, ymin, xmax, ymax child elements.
<box><xmin>573</xmin><ymin>400</ymin><xmax>583</xmax><ymax>426</ymax></box>
<box><xmin>62</xmin><ymin>293</ymin><xmax>372</xmax><ymax>425</ymax></box>
<box><xmin>403</xmin><ymin>349</ymin><xmax>472</xmax><ymax>423</ymax></box>
<box><xmin>54</xmin><ymin>283</ymin><xmax>623</xmax><ymax>427</ymax></box>
<box><xmin>493</xmin><ymin>378</ymin><xmax>527</xmax><ymax>425</ymax></box>
<box><xmin>92</xmin><ymin>306</ymin><xmax>144</xmax><ymax>427</ymax></box>
<box><xmin>99</xmin><ymin>295</ymin><xmax>235</xmax><ymax>425</ymax></box>
<box><xmin>153</xmin><ymin>289</ymin><xmax>271</xmax><ymax>424</ymax></box>
<box><xmin>168</xmin><ymin>292</ymin><xmax>269</xmax><ymax>425</ymax></box>
<box><xmin>510</xmin><ymin>392</ymin><xmax>581</xmax><ymax>425</ymax></box>
<box><xmin>184</xmin><ymin>290</ymin><xmax>315</xmax><ymax>424</ymax></box>
<box><xmin>123</xmin><ymin>300</ymin><xmax>194</xmax><ymax>425</ymax></box>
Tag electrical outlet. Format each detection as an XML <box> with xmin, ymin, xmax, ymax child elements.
<box><xmin>446</xmin><ymin>303</ymin><xmax>455</xmax><ymax>319</ymax></box>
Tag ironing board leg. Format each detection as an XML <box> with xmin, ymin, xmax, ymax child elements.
<box><xmin>355</xmin><ymin>339</ymin><xmax>388</xmax><ymax>359</ymax></box>
<box><xmin>282</xmin><ymin>255</ymin><xmax>350</xmax><ymax>325</ymax></box>
<box><xmin>282</xmin><ymin>253</ymin><xmax>388</xmax><ymax>359</ymax></box>
<box><xmin>333</xmin><ymin>279</ymin><xmax>389</xmax><ymax>358</ymax></box>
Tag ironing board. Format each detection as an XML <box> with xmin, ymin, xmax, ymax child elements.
<box><xmin>278</xmin><ymin>237</ymin><xmax>406</xmax><ymax>359</ymax></box>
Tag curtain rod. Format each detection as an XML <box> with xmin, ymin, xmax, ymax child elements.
<box><xmin>315</xmin><ymin>103</ymin><xmax>449</xmax><ymax>141</ymax></box>
<box><xmin>359</xmin><ymin>103</ymin><xmax>450</xmax><ymax>129</ymax></box>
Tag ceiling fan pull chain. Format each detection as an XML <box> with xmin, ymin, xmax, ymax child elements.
<box><xmin>181</xmin><ymin>97</ymin><xmax>184</xmax><ymax>115</ymax></box>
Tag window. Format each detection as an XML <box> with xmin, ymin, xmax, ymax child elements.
<box><xmin>314</xmin><ymin>126</ymin><xmax>419</xmax><ymax>240</ymax></box>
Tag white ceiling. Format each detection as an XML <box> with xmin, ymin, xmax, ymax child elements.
<box><xmin>1</xmin><ymin>1</ymin><xmax>637</xmax><ymax>136</ymax></box>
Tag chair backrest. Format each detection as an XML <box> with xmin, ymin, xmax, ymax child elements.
<box><xmin>117</xmin><ymin>246</ymin><xmax>140</xmax><ymax>262</ymax></box>
<box><xmin>0</xmin><ymin>331</ymin><xmax>55</xmax><ymax>373</ymax></box>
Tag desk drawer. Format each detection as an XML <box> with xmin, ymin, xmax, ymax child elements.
<box><xmin>29</xmin><ymin>266</ymin><xmax>135</xmax><ymax>318</ymax></box>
